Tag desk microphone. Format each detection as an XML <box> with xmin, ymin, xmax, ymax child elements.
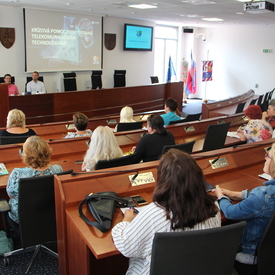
<box><xmin>71</xmin><ymin>169</ymin><xmax>139</xmax><ymax>181</ymax></box>
<box><xmin>211</xmin><ymin>157</ymin><xmax>220</xmax><ymax>165</ymax></box>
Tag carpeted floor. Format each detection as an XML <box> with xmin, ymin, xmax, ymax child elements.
<box><xmin>0</xmin><ymin>242</ymin><xmax>58</xmax><ymax>275</ymax></box>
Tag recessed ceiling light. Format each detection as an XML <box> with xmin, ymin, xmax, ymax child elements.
<box><xmin>201</xmin><ymin>17</ymin><xmax>223</xmax><ymax>21</ymax></box>
<box><xmin>66</xmin><ymin>3</ymin><xmax>74</xmax><ymax>6</ymax></box>
<box><xmin>129</xmin><ymin>4</ymin><xmax>157</xmax><ymax>9</ymax></box>
<box><xmin>236</xmin><ymin>12</ymin><xmax>244</xmax><ymax>14</ymax></box>
<box><xmin>181</xmin><ymin>0</ymin><xmax>216</xmax><ymax>5</ymax></box>
<box><xmin>187</xmin><ymin>14</ymin><xmax>200</xmax><ymax>18</ymax></box>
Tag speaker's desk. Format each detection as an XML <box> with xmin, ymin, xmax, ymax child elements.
<box><xmin>54</xmin><ymin>139</ymin><xmax>272</xmax><ymax>275</ymax></box>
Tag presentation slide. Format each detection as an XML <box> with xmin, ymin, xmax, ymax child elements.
<box><xmin>124</xmin><ymin>25</ymin><xmax>153</xmax><ymax>50</ymax></box>
<box><xmin>24</xmin><ymin>9</ymin><xmax>102</xmax><ymax>72</ymax></box>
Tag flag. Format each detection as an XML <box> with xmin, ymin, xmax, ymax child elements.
<box><xmin>186</xmin><ymin>52</ymin><xmax>196</xmax><ymax>95</ymax></box>
<box><xmin>202</xmin><ymin>61</ymin><xmax>213</xmax><ymax>81</ymax></box>
<box><xmin>166</xmin><ymin>56</ymin><xmax>176</xmax><ymax>82</ymax></box>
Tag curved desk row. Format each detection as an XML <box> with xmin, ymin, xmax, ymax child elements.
<box><xmin>54</xmin><ymin>138</ymin><xmax>273</xmax><ymax>275</ymax></box>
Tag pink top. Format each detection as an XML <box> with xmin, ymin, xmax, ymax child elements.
<box><xmin>8</xmin><ymin>84</ymin><xmax>19</xmax><ymax>96</ymax></box>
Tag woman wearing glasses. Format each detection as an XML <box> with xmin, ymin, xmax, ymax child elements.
<box><xmin>215</xmin><ymin>144</ymin><xmax>275</xmax><ymax>266</ymax></box>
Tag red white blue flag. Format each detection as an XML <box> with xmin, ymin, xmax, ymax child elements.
<box><xmin>186</xmin><ymin>52</ymin><xmax>196</xmax><ymax>95</ymax></box>
<box><xmin>202</xmin><ymin>61</ymin><xmax>213</xmax><ymax>81</ymax></box>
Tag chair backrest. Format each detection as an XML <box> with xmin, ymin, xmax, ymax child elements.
<box><xmin>0</xmin><ymin>76</ymin><xmax>15</xmax><ymax>83</ymax></box>
<box><xmin>63</xmin><ymin>72</ymin><xmax>77</xmax><ymax>91</ymax></box>
<box><xmin>95</xmin><ymin>154</ymin><xmax>136</xmax><ymax>170</ymax></box>
<box><xmin>257</xmin><ymin>94</ymin><xmax>264</xmax><ymax>106</ymax></box>
<box><xmin>91</xmin><ymin>70</ymin><xmax>102</xmax><ymax>89</ymax></box>
<box><xmin>202</xmin><ymin>121</ymin><xmax>231</xmax><ymax>152</ymax></box>
<box><xmin>17</xmin><ymin>169</ymin><xmax>72</xmax><ymax>248</ymax></box>
<box><xmin>162</xmin><ymin>141</ymin><xmax>195</xmax><ymax>155</ymax></box>
<box><xmin>181</xmin><ymin>113</ymin><xmax>202</xmax><ymax>122</ymax></box>
<box><xmin>150</xmin><ymin>221</ymin><xmax>246</xmax><ymax>275</ymax></box>
<box><xmin>0</xmin><ymin>135</ymin><xmax>29</xmax><ymax>145</ymax></box>
<box><xmin>26</xmin><ymin>76</ymin><xmax>44</xmax><ymax>83</ymax></box>
<box><xmin>249</xmin><ymin>98</ymin><xmax>257</xmax><ymax>105</ymax></box>
<box><xmin>235</xmin><ymin>102</ymin><xmax>246</xmax><ymax>114</ymax></box>
<box><xmin>116</xmin><ymin>121</ymin><xmax>143</xmax><ymax>132</ymax></box>
<box><xmin>114</xmin><ymin>70</ymin><xmax>126</xmax><ymax>87</ymax></box>
<box><xmin>257</xmin><ymin>210</ymin><xmax>275</xmax><ymax>274</ymax></box>
<box><xmin>268</xmin><ymin>89</ymin><xmax>274</xmax><ymax>101</ymax></box>
<box><xmin>168</xmin><ymin>119</ymin><xmax>184</xmax><ymax>125</ymax></box>
<box><xmin>150</xmin><ymin>76</ymin><xmax>159</xmax><ymax>84</ymax></box>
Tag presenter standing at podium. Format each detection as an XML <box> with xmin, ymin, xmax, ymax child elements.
<box><xmin>26</xmin><ymin>71</ymin><xmax>46</xmax><ymax>94</ymax></box>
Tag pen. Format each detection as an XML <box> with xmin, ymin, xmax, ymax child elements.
<box><xmin>130</xmin><ymin>207</ymin><xmax>139</xmax><ymax>214</ymax></box>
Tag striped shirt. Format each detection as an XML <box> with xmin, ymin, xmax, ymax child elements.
<box><xmin>112</xmin><ymin>202</ymin><xmax>221</xmax><ymax>275</ymax></box>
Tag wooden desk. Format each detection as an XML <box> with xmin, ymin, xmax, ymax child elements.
<box><xmin>201</xmin><ymin>89</ymin><xmax>255</xmax><ymax>119</ymax></box>
<box><xmin>54</xmin><ymin>138</ymin><xmax>274</xmax><ymax>275</ymax></box>
<box><xmin>0</xmin><ymin>82</ymin><xmax>183</xmax><ymax>127</ymax></box>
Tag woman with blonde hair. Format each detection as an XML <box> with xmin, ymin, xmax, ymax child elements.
<box><xmin>82</xmin><ymin>126</ymin><xmax>123</xmax><ymax>171</ymax></box>
<box><xmin>6</xmin><ymin>136</ymin><xmax>63</xmax><ymax>223</ymax></box>
<box><xmin>0</xmin><ymin>109</ymin><xmax>36</xmax><ymax>143</ymax></box>
<box><xmin>114</xmin><ymin>106</ymin><xmax>136</xmax><ymax>132</ymax></box>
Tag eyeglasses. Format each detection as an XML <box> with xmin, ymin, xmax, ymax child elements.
<box><xmin>265</xmin><ymin>153</ymin><xmax>271</xmax><ymax>159</ymax></box>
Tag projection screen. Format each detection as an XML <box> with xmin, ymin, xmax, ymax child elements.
<box><xmin>24</xmin><ymin>9</ymin><xmax>102</xmax><ymax>72</ymax></box>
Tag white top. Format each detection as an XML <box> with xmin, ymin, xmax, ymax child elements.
<box><xmin>26</xmin><ymin>80</ymin><xmax>46</xmax><ymax>94</ymax></box>
<box><xmin>112</xmin><ymin>202</ymin><xmax>221</xmax><ymax>275</ymax></box>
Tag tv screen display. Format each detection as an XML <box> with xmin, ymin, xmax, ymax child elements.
<box><xmin>123</xmin><ymin>24</ymin><xmax>153</xmax><ymax>51</ymax></box>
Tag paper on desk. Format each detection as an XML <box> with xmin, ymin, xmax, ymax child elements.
<box><xmin>258</xmin><ymin>173</ymin><xmax>272</xmax><ymax>181</ymax></box>
<box><xmin>227</xmin><ymin>131</ymin><xmax>241</xmax><ymax>139</ymax></box>
<box><xmin>120</xmin><ymin>204</ymin><xmax>149</xmax><ymax>214</ymax></box>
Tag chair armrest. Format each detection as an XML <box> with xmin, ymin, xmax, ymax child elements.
<box><xmin>0</xmin><ymin>199</ymin><xmax>11</xmax><ymax>212</ymax></box>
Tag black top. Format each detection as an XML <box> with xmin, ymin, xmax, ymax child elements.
<box><xmin>0</xmin><ymin>129</ymin><xmax>37</xmax><ymax>145</ymax></box>
<box><xmin>134</xmin><ymin>130</ymin><xmax>175</xmax><ymax>163</ymax></box>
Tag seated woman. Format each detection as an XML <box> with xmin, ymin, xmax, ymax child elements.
<box><xmin>214</xmin><ymin>143</ymin><xmax>275</xmax><ymax>265</ymax></box>
<box><xmin>114</xmin><ymin>106</ymin><xmax>136</xmax><ymax>132</ymax></box>
<box><xmin>112</xmin><ymin>149</ymin><xmax>221</xmax><ymax>275</ymax></box>
<box><xmin>81</xmin><ymin>126</ymin><xmax>123</xmax><ymax>171</ymax></box>
<box><xmin>65</xmin><ymin>112</ymin><xmax>92</xmax><ymax>138</ymax></box>
<box><xmin>0</xmin><ymin>109</ymin><xmax>36</xmax><ymax>144</ymax></box>
<box><xmin>6</xmin><ymin>136</ymin><xmax>63</xmax><ymax>223</ymax></box>
<box><xmin>237</xmin><ymin>105</ymin><xmax>272</xmax><ymax>143</ymax></box>
<box><xmin>132</xmin><ymin>114</ymin><xmax>175</xmax><ymax>162</ymax></box>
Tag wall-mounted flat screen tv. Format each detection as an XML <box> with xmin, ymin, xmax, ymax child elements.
<box><xmin>123</xmin><ymin>24</ymin><xmax>153</xmax><ymax>51</ymax></box>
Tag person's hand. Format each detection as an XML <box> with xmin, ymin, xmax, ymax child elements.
<box><xmin>132</xmin><ymin>146</ymin><xmax>136</xmax><ymax>152</ymax></box>
<box><xmin>262</xmin><ymin>111</ymin><xmax>268</xmax><ymax>120</ymax></box>
<box><xmin>122</xmin><ymin>208</ymin><xmax>137</xmax><ymax>222</ymax></box>
<box><xmin>213</xmin><ymin>185</ymin><xmax>242</xmax><ymax>200</ymax></box>
<box><xmin>214</xmin><ymin>185</ymin><xmax>224</xmax><ymax>199</ymax></box>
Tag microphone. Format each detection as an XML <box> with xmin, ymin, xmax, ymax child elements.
<box><xmin>211</xmin><ymin>156</ymin><xmax>220</xmax><ymax>165</ymax></box>
<box><xmin>71</xmin><ymin>169</ymin><xmax>139</xmax><ymax>181</ymax></box>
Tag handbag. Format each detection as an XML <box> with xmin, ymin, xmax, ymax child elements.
<box><xmin>78</xmin><ymin>191</ymin><xmax>129</xmax><ymax>232</ymax></box>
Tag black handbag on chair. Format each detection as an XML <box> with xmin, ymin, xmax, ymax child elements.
<box><xmin>78</xmin><ymin>191</ymin><xmax>128</xmax><ymax>232</ymax></box>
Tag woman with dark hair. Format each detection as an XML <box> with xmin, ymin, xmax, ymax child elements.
<box><xmin>112</xmin><ymin>149</ymin><xmax>221</xmax><ymax>275</ymax></box>
<box><xmin>237</xmin><ymin>105</ymin><xmax>272</xmax><ymax>143</ymax></box>
<box><xmin>132</xmin><ymin>114</ymin><xmax>175</xmax><ymax>162</ymax></box>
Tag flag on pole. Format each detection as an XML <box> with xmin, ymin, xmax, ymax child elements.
<box><xmin>166</xmin><ymin>56</ymin><xmax>176</xmax><ymax>82</ymax></box>
<box><xmin>202</xmin><ymin>61</ymin><xmax>213</xmax><ymax>81</ymax></box>
<box><xmin>185</xmin><ymin>52</ymin><xmax>196</xmax><ymax>95</ymax></box>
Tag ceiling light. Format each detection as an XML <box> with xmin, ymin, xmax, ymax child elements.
<box><xmin>128</xmin><ymin>4</ymin><xmax>157</xmax><ymax>9</ymax></box>
<box><xmin>201</xmin><ymin>17</ymin><xmax>223</xmax><ymax>21</ymax></box>
<box><xmin>181</xmin><ymin>0</ymin><xmax>216</xmax><ymax>5</ymax></box>
<box><xmin>66</xmin><ymin>3</ymin><xmax>74</xmax><ymax>6</ymax></box>
<box><xmin>187</xmin><ymin>14</ymin><xmax>200</xmax><ymax>18</ymax></box>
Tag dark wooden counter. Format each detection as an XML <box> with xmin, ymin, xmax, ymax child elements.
<box><xmin>0</xmin><ymin>82</ymin><xmax>183</xmax><ymax>127</ymax></box>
